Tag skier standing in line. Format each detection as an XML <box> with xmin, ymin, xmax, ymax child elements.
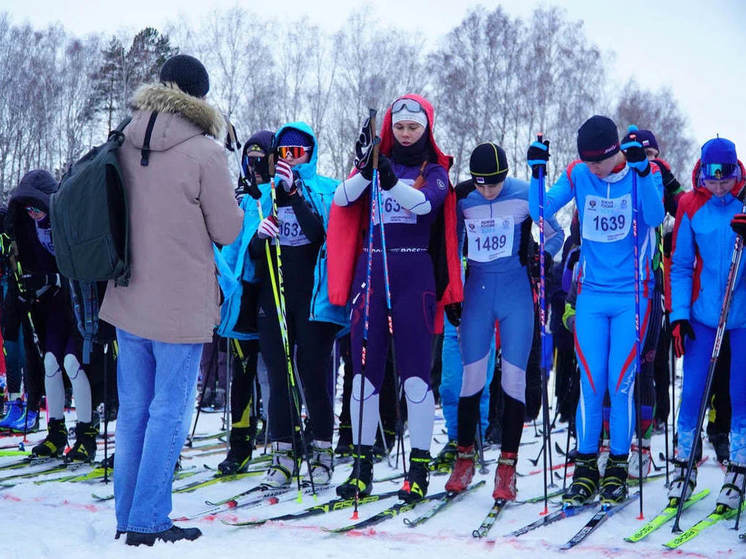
<box><xmin>329</xmin><ymin>95</ymin><xmax>462</xmax><ymax>502</ymax></box>
<box><xmin>528</xmin><ymin>116</ymin><xmax>664</xmax><ymax>506</ymax></box>
<box><xmin>669</xmin><ymin>137</ymin><xmax>746</xmax><ymax>507</ymax></box>
<box><xmin>7</xmin><ymin>170</ymin><xmax>97</xmax><ymax>461</ymax></box>
<box><xmin>445</xmin><ymin>142</ymin><xmax>563</xmax><ymax>500</ymax></box>
<box><xmin>247</xmin><ymin>123</ymin><xmax>347</xmax><ymax>487</ymax></box>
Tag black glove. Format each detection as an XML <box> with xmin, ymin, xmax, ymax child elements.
<box><xmin>671</xmin><ymin>319</ymin><xmax>695</xmax><ymax>358</ymax></box>
<box><xmin>20</xmin><ymin>272</ymin><xmax>60</xmax><ymax>296</ymax></box>
<box><xmin>527</xmin><ymin>139</ymin><xmax>550</xmax><ymax>179</ymax></box>
<box><xmin>653</xmin><ymin>159</ymin><xmax>681</xmax><ymax>194</ymax></box>
<box><xmin>731</xmin><ymin>213</ymin><xmax>746</xmax><ymax>241</ymax></box>
<box><xmin>355</xmin><ymin>117</ymin><xmax>380</xmax><ymax>181</ymax></box>
<box><xmin>621</xmin><ymin>127</ymin><xmax>650</xmax><ymax>177</ymax></box>
<box><xmin>445</xmin><ymin>303</ymin><xmax>462</xmax><ymax>327</ymax></box>
<box><xmin>378</xmin><ymin>156</ymin><xmax>398</xmax><ymax>191</ymax></box>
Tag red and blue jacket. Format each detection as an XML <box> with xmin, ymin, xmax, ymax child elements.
<box><xmin>670</xmin><ymin>159</ymin><xmax>746</xmax><ymax>329</ymax></box>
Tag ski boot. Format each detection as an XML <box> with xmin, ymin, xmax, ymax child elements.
<box><xmin>709</xmin><ymin>432</ymin><xmax>730</xmax><ymax>465</ymax></box>
<box><xmin>431</xmin><ymin>439</ymin><xmax>458</xmax><ymax>474</ymax></box>
<box><xmin>32</xmin><ymin>418</ymin><xmax>68</xmax><ymax>458</ymax></box>
<box><xmin>218</xmin><ymin>427</ymin><xmax>254</xmax><ymax>475</ymax></box>
<box><xmin>261</xmin><ymin>442</ymin><xmax>297</xmax><ymax>488</ymax></box>
<box><xmin>628</xmin><ymin>440</ymin><xmax>652</xmax><ymax>479</ymax></box>
<box><xmin>667</xmin><ymin>457</ymin><xmax>698</xmax><ymax>501</ymax></box>
<box><xmin>334</xmin><ymin>423</ymin><xmax>354</xmax><ymax>460</ymax></box>
<box><xmin>445</xmin><ymin>444</ymin><xmax>475</xmax><ymax>492</ymax></box>
<box><xmin>716</xmin><ymin>462</ymin><xmax>746</xmax><ymax>510</ymax></box>
<box><xmin>67</xmin><ymin>421</ymin><xmax>99</xmax><ymax>463</ymax></box>
<box><xmin>309</xmin><ymin>442</ymin><xmax>334</xmax><ymax>485</ymax></box>
<box><xmin>10</xmin><ymin>406</ymin><xmax>39</xmax><ymax>433</ymax></box>
<box><xmin>563</xmin><ymin>452</ymin><xmax>599</xmax><ymax>507</ymax></box>
<box><xmin>398</xmin><ymin>448</ymin><xmax>431</xmax><ymax>503</ymax></box>
<box><xmin>0</xmin><ymin>398</ymin><xmax>23</xmax><ymax>429</ymax></box>
<box><xmin>336</xmin><ymin>445</ymin><xmax>374</xmax><ymax>499</ymax></box>
<box><xmin>493</xmin><ymin>451</ymin><xmax>518</xmax><ymax>501</ymax></box>
<box><xmin>599</xmin><ymin>453</ymin><xmax>629</xmax><ymax>505</ymax></box>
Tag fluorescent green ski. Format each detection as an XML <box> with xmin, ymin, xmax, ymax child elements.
<box><xmin>663</xmin><ymin>501</ymin><xmax>745</xmax><ymax>549</ymax></box>
<box><xmin>624</xmin><ymin>489</ymin><xmax>709</xmax><ymax>543</ymax></box>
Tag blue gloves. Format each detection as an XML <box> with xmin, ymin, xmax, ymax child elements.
<box><xmin>527</xmin><ymin>139</ymin><xmax>550</xmax><ymax>179</ymax></box>
<box><xmin>621</xmin><ymin>125</ymin><xmax>651</xmax><ymax>177</ymax></box>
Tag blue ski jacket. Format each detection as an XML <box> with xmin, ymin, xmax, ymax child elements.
<box><xmin>670</xmin><ymin>159</ymin><xmax>746</xmax><ymax>329</ymax></box>
<box><xmin>529</xmin><ymin>161</ymin><xmax>664</xmax><ymax>295</ymax></box>
<box><xmin>216</xmin><ymin>121</ymin><xmax>348</xmax><ymax>337</ymax></box>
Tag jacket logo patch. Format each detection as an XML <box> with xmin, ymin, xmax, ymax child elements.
<box><xmin>437</xmin><ymin>178</ymin><xmax>446</xmax><ymax>190</ymax></box>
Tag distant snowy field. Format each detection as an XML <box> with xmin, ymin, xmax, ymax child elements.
<box><xmin>0</xmin><ymin>405</ymin><xmax>740</xmax><ymax>559</ymax></box>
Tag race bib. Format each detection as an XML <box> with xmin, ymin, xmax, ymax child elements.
<box><xmin>277</xmin><ymin>206</ymin><xmax>311</xmax><ymax>247</ymax></box>
<box><xmin>582</xmin><ymin>194</ymin><xmax>632</xmax><ymax>243</ymax></box>
<box><xmin>465</xmin><ymin>216</ymin><xmax>514</xmax><ymax>262</ymax></box>
<box><xmin>373</xmin><ymin>187</ymin><xmax>417</xmax><ymax>225</ymax></box>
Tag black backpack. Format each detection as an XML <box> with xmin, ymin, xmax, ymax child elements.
<box><xmin>50</xmin><ymin>118</ymin><xmax>132</xmax><ymax>362</ymax></box>
<box><xmin>50</xmin><ymin>117</ymin><xmax>131</xmax><ymax>286</ymax></box>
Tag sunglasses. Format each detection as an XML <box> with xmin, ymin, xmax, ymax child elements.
<box><xmin>25</xmin><ymin>206</ymin><xmax>43</xmax><ymax>214</ymax></box>
<box><xmin>277</xmin><ymin>145</ymin><xmax>311</xmax><ymax>159</ymax></box>
<box><xmin>702</xmin><ymin>163</ymin><xmax>738</xmax><ymax>181</ymax></box>
<box><xmin>391</xmin><ymin>98</ymin><xmax>424</xmax><ymax>115</ymax></box>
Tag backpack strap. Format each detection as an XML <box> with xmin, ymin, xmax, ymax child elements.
<box><xmin>70</xmin><ymin>280</ymin><xmax>99</xmax><ymax>365</ymax></box>
<box><xmin>412</xmin><ymin>161</ymin><xmax>428</xmax><ymax>190</ymax></box>
<box><xmin>140</xmin><ymin>111</ymin><xmax>158</xmax><ymax>167</ymax></box>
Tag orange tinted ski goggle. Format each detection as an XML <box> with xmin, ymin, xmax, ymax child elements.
<box><xmin>277</xmin><ymin>145</ymin><xmax>311</xmax><ymax>159</ymax></box>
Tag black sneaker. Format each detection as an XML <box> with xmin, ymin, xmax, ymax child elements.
<box><xmin>563</xmin><ymin>452</ymin><xmax>599</xmax><ymax>506</ymax></box>
<box><xmin>336</xmin><ymin>445</ymin><xmax>374</xmax><ymax>499</ymax></box>
<box><xmin>125</xmin><ymin>525</ymin><xmax>202</xmax><ymax>546</ymax></box>
<box><xmin>66</xmin><ymin>421</ymin><xmax>99</xmax><ymax>463</ymax></box>
<box><xmin>32</xmin><ymin>418</ymin><xmax>68</xmax><ymax>458</ymax></box>
<box><xmin>398</xmin><ymin>448</ymin><xmax>431</xmax><ymax>503</ymax></box>
<box><xmin>600</xmin><ymin>453</ymin><xmax>629</xmax><ymax>505</ymax></box>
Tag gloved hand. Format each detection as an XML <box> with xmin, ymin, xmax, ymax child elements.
<box><xmin>355</xmin><ymin>117</ymin><xmax>378</xmax><ymax>180</ymax></box>
<box><xmin>257</xmin><ymin>215</ymin><xmax>279</xmax><ymax>239</ymax></box>
<box><xmin>527</xmin><ymin>139</ymin><xmax>550</xmax><ymax>179</ymax></box>
<box><xmin>445</xmin><ymin>302</ymin><xmax>462</xmax><ymax>327</ymax></box>
<box><xmin>621</xmin><ymin>126</ymin><xmax>651</xmax><ymax>177</ymax></box>
<box><xmin>20</xmin><ymin>273</ymin><xmax>60</xmax><ymax>296</ymax></box>
<box><xmin>672</xmin><ymin>319</ymin><xmax>695</xmax><ymax>358</ymax></box>
<box><xmin>652</xmin><ymin>159</ymin><xmax>682</xmax><ymax>195</ymax></box>
<box><xmin>275</xmin><ymin>160</ymin><xmax>296</xmax><ymax>193</ymax></box>
<box><xmin>378</xmin><ymin>156</ymin><xmax>398</xmax><ymax>191</ymax></box>
<box><xmin>731</xmin><ymin>213</ymin><xmax>746</xmax><ymax>241</ymax></box>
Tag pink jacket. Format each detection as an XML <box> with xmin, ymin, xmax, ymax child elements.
<box><xmin>100</xmin><ymin>84</ymin><xmax>243</xmax><ymax>343</ymax></box>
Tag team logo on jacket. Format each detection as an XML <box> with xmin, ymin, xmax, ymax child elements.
<box><xmin>502</xmin><ymin>219</ymin><xmax>511</xmax><ymax>228</ymax></box>
<box><xmin>589</xmin><ymin>199</ymin><xmax>596</xmax><ymax>208</ymax></box>
<box><xmin>621</xmin><ymin>199</ymin><xmax>628</xmax><ymax>209</ymax></box>
<box><xmin>437</xmin><ymin>178</ymin><xmax>446</xmax><ymax>190</ymax></box>
<box><xmin>468</xmin><ymin>223</ymin><xmax>476</xmax><ymax>232</ymax></box>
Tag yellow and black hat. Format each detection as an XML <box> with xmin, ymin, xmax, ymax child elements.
<box><xmin>470</xmin><ymin>142</ymin><xmax>508</xmax><ymax>186</ymax></box>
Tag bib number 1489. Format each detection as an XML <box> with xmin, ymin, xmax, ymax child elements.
<box><xmin>475</xmin><ymin>234</ymin><xmax>508</xmax><ymax>251</ymax></box>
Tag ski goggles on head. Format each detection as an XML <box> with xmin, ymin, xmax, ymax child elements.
<box><xmin>277</xmin><ymin>145</ymin><xmax>311</xmax><ymax>159</ymax></box>
<box><xmin>391</xmin><ymin>98</ymin><xmax>428</xmax><ymax>127</ymax></box>
<box><xmin>702</xmin><ymin>162</ymin><xmax>738</xmax><ymax>181</ymax></box>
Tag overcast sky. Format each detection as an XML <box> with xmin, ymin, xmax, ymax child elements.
<box><xmin>6</xmin><ymin>0</ymin><xmax>746</xmax><ymax>168</ymax></box>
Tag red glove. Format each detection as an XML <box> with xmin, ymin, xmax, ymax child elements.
<box><xmin>275</xmin><ymin>160</ymin><xmax>295</xmax><ymax>193</ymax></box>
<box><xmin>672</xmin><ymin>319</ymin><xmax>695</xmax><ymax>358</ymax></box>
<box><xmin>257</xmin><ymin>215</ymin><xmax>279</xmax><ymax>239</ymax></box>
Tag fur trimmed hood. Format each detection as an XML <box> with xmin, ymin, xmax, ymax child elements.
<box><xmin>130</xmin><ymin>83</ymin><xmax>225</xmax><ymax>140</ymax></box>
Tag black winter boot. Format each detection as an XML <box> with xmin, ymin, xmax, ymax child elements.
<box><xmin>218</xmin><ymin>427</ymin><xmax>254</xmax><ymax>475</ymax></box>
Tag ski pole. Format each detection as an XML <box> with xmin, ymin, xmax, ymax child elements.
<box><xmin>102</xmin><ymin>342</ymin><xmax>110</xmax><ymax>483</ymax></box>
<box><xmin>535</xmin><ymin>133</ymin><xmax>553</xmax><ymax>515</ymax></box>
<box><xmin>352</xmin><ymin>111</ymin><xmax>379</xmax><ymax>517</ymax></box>
<box><xmin>629</xmin><ymin>143</ymin><xmax>645</xmax><ymax>519</ymax></box>
<box><xmin>189</xmin><ymin>338</ymin><xmax>217</xmax><ymax>446</ymax></box>
<box><xmin>672</xmin><ymin>196</ymin><xmax>746</xmax><ymax>532</ymax></box>
<box><xmin>664</xmin><ymin>315</ymin><xmax>671</xmax><ymax>488</ymax></box>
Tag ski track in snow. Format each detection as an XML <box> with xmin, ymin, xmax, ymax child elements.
<box><xmin>0</xmin><ymin>409</ymin><xmax>742</xmax><ymax>558</ymax></box>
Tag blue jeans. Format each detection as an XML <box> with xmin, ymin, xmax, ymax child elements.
<box><xmin>114</xmin><ymin>328</ymin><xmax>203</xmax><ymax>533</ymax></box>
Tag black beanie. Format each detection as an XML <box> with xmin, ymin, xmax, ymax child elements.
<box><xmin>470</xmin><ymin>142</ymin><xmax>509</xmax><ymax>185</ymax></box>
<box><xmin>159</xmin><ymin>54</ymin><xmax>210</xmax><ymax>98</ymax></box>
<box><xmin>577</xmin><ymin>115</ymin><xmax>620</xmax><ymax>162</ymax></box>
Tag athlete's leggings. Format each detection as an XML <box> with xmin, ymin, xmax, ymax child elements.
<box><xmin>228</xmin><ymin>338</ymin><xmax>260</xmax><ymax>429</ymax></box>
<box><xmin>440</xmin><ymin>315</ymin><xmax>495</xmax><ymax>442</ymax></box>
<box><xmin>258</xmin><ymin>283</ymin><xmax>338</xmax><ymax>445</ymax></box>
<box><xmin>678</xmin><ymin>322</ymin><xmax>746</xmax><ymax>463</ymax></box>
<box><xmin>350</xmin><ymin>251</ymin><xmax>436</xmax><ymax>451</ymax></box>
<box><xmin>574</xmin><ymin>287</ymin><xmax>652</xmax><ymax>456</ymax></box>
<box><xmin>459</xmin><ymin>267</ymin><xmax>533</xmax><ymax>453</ymax></box>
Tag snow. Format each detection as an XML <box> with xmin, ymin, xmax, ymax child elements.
<box><xmin>0</xmin><ymin>409</ymin><xmax>742</xmax><ymax>559</ymax></box>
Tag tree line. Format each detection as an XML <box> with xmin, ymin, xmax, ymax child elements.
<box><xmin>0</xmin><ymin>6</ymin><xmax>695</xmax><ymax>214</ymax></box>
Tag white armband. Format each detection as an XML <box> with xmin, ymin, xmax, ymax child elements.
<box><xmin>333</xmin><ymin>173</ymin><xmax>370</xmax><ymax>206</ymax></box>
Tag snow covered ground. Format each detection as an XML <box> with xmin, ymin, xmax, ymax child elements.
<box><xmin>0</xmin><ymin>408</ymin><xmax>741</xmax><ymax>559</ymax></box>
